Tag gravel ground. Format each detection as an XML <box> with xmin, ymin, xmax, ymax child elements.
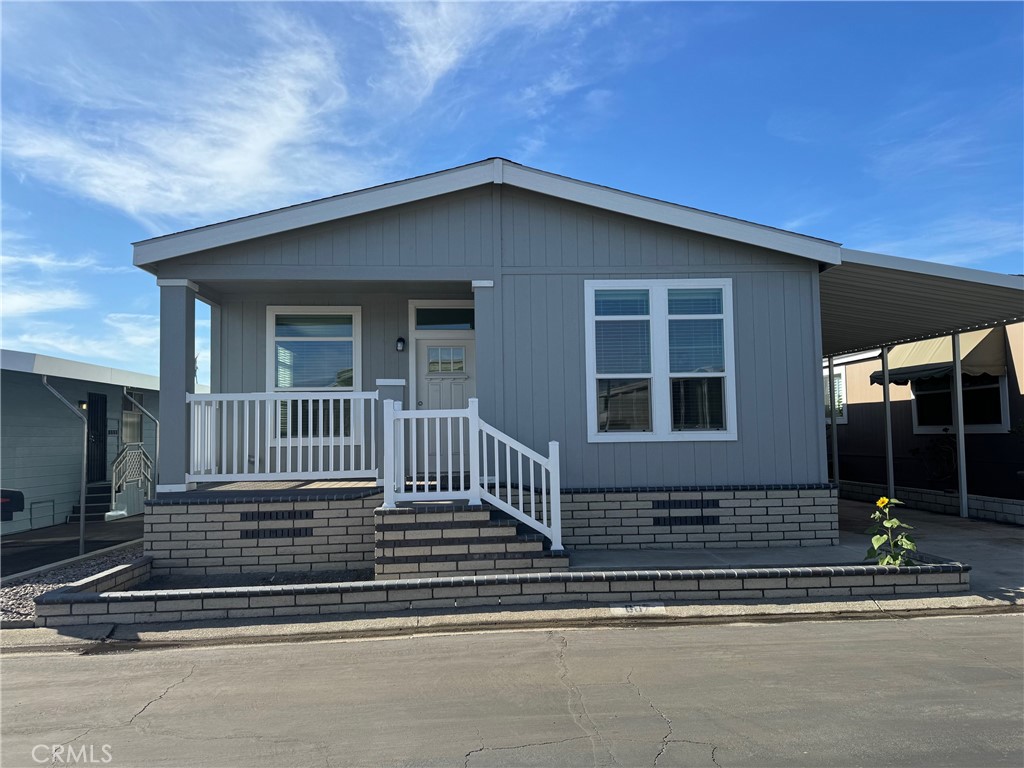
<box><xmin>0</xmin><ymin>544</ymin><xmax>143</xmax><ymax>624</ymax></box>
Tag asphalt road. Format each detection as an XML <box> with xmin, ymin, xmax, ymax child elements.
<box><xmin>1</xmin><ymin>518</ymin><xmax>143</xmax><ymax>577</ymax></box>
<box><xmin>2</xmin><ymin>615</ymin><xmax>1022</xmax><ymax>768</ymax></box>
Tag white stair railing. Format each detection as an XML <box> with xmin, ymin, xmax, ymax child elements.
<box><xmin>187</xmin><ymin>391</ymin><xmax>378</xmax><ymax>482</ymax></box>
<box><xmin>110</xmin><ymin>443</ymin><xmax>153</xmax><ymax>510</ymax></box>
<box><xmin>383</xmin><ymin>398</ymin><xmax>562</xmax><ymax>551</ymax></box>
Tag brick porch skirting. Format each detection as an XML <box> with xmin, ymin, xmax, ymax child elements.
<box><xmin>561</xmin><ymin>485</ymin><xmax>838</xmax><ymax>549</ymax></box>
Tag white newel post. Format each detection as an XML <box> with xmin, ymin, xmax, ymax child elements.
<box><xmin>548</xmin><ymin>440</ymin><xmax>563</xmax><ymax>551</ymax></box>
<box><xmin>383</xmin><ymin>399</ymin><xmax>396</xmax><ymax>509</ymax></box>
<box><xmin>467</xmin><ymin>398</ymin><xmax>482</xmax><ymax>506</ymax></box>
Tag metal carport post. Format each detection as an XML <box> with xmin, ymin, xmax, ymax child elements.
<box><xmin>951</xmin><ymin>334</ymin><xmax>969</xmax><ymax>518</ymax></box>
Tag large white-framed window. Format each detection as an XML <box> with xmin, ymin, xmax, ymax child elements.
<box><xmin>823</xmin><ymin>366</ymin><xmax>848</xmax><ymax>425</ymax></box>
<box><xmin>585</xmin><ymin>279</ymin><xmax>737</xmax><ymax>442</ymax></box>
<box><xmin>911</xmin><ymin>373</ymin><xmax>1010</xmax><ymax>434</ymax></box>
<box><xmin>266</xmin><ymin>306</ymin><xmax>362</xmax><ymax>440</ymax></box>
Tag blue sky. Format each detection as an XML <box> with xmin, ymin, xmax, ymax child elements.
<box><xmin>2</xmin><ymin>1</ymin><xmax>1021</xmax><ymax>381</ymax></box>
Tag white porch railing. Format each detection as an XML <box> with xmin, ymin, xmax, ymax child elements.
<box><xmin>187</xmin><ymin>391</ymin><xmax>379</xmax><ymax>482</ymax></box>
<box><xmin>383</xmin><ymin>398</ymin><xmax>562</xmax><ymax>551</ymax></box>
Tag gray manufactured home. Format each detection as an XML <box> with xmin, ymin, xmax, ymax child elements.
<box><xmin>133</xmin><ymin>159</ymin><xmax>1024</xmax><ymax>579</ymax></box>
<box><xmin>0</xmin><ymin>350</ymin><xmax>160</xmax><ymax>534</ymax></box>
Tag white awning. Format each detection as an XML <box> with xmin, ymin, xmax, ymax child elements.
<box><xmin>867</xmin><ymin>326</ymin><xmax>1007</xmax><ymax>385</ymax></box>
<box><xmin>820</xmin><ymin>249</ymin><xmax>1023</xmax><ymax>357</ymax></box>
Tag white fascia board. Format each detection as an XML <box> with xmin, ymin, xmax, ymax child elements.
<box><xmin>840</xmin><ymin>249</ymin><xmax>1024</xmax><ymax>290</ymax></box>
<box><xmin>502</xmin><ymin>164</ymin><xmax>843</xmax><ymax>265</ymax></box>
<box><xmin>133</xmin><ymin>161</ymin><xmax>498</xmax><ymax>266</ymax></box>
<box><xmin>0</xmin><ymin>349</ymin><xmax>160</xmax><ymax>390</ymax></box>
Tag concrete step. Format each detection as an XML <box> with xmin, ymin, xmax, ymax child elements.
<box><xmin>373</xmin><ymin>501</ymin><xmax>567</xmax><ymax>581</ymax></box>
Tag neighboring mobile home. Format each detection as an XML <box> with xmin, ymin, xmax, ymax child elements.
<box><xmin>825</xmin><ymin>323</ymin><xmax>1024</xmax><ymax>524</ymax></box>
<box><xmin>132</xmin><ymin>159</ymin><xmax>1024</xmax><ymax>579</ymax></box>
<box><xmin>0</xmin><ymin>350</ymin><xmax>160</xmax><ymax>534</ymax></box>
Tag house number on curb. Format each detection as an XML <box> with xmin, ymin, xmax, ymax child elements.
<box><xmin>610</xmin><ymin>602</ymin><xmax>667</xmax><ymax>616</ymax></box>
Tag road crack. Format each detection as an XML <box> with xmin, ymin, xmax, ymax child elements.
<box><xmin>464</xmin><ymin>736</ymin><xmax>590</xmax><ymax>766</ymax></box>
<box><xmin>551</xmin><ymin>631</ymin><xmax>621</xmax><ymax>767</ymax></box>
<box><xmin>626</xmin><ymin>668</ymin><xmax>721</xmax><ymax>767</ymax></box>
<box><xmin>128</xmin><ymin>664</ymin><xmax>197</xmax><ymax>726</ymax></box>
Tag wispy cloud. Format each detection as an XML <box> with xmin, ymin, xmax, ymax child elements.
<box><xmin>867</xmin><ymin>120</ymin><xmax>994</xmax><ymax>181</ymax></box>
<box><xmin>8</xmin><ymin>313</ymin><xmax>159</xmax><ymax>369</ymax></box>
<box><xmin>852</xmin><ymin>210</ymin><xmax>1023</xmax><ymax>269</ymax></box>
<box><xmin>2</xmin><ymin>6</ymin><xmax>372</xmax><ymax>230</ymax></box>
<box><xmin>0</xmin><ymin>285</ymin><xmax>92</xmax><ymax>319</ymax></box>
<box><xmin>1</xmin><ymin>2</ymin><xmax>629</xmax><ymax>232</ymax></box>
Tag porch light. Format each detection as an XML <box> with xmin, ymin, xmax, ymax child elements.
<box><xmin>78</xmin><ymin>401</ymin><xmax>88</xmax><ymax>410</ymax></box>
<box><xmin>396</xmin><ymin>337</ymin><xmax>406</xmax><ymax>352</ymax></box>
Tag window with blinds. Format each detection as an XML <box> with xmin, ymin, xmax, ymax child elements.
<box><xmin>269</xmin><ymin>308</ymin><xmax>360</xmax><ymax>391</ymax></box>
<box><xmin>586</xmin><ymin>280</ymin><xmax>736</xmax><ymax>442</ymax></box>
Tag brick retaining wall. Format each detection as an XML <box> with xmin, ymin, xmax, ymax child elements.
<box><xmin>34</xmin><ymin>559</ymin><xmax>968</xmax><ymax>627</ymax></box>
<box><xmin>144</xmin><ymin>495</ymin><xmax>382</xmax><ymax>577</ymax></box>
<box><xmin>840</xmin><ymin>481</ymin><xmax>1024</xmax><ymax>526</ymax></box>
<box><xmin>561</xmin><ymin>486</ymin><xmax>838</xmax><ymax>549</ymax></box>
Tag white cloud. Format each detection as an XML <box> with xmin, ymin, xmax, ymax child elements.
<box><xmin>2</xmin><ymin>7</ymin><xmax>373</xmax><ymax>230</ymax></box>
<box><xmin>375</xmin><ymin>2</ymin><xmax>580</xmax><ymax>109</ymax></box>
<box><xmin>7</xmin><ymin>313</ymin><xmax>160</xmax><ymax>372</ymax></box>
<box><xmin>852</xmin><ymin>211</ymin><xmax>1024</xmax><ymax>269</ymax></box>
<box><xmin>0</xmin><ymin>285</ymin><xmax>92</xmax><ymax>318</ymax></box>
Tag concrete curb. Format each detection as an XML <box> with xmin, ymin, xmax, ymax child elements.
<box><xmin>4</xmin><ymin>593</ymin><xmax>1020</xmax><ymax>655</ymax></box>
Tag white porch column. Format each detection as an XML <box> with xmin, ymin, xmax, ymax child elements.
<box><xmin>881</xmin><ymin>346</ymin><xmax>895</xmax><ymax>500</ymax></box>
<box><xmin>157</xmin><ymin>279</ymin><xmax>197</xmax><ymax>492</ymax></box>
<box><xmin>952</xmin><ymin>333</ymin><xmax>969</xmax><ymax>518</ymax></box>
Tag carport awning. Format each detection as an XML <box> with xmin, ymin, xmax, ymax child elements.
<box><xmin>820</xmin><ymin>249</ymin><xmax>1024</xmax><ymax>357</ymax></box>
<box><xmin>867</xmin><ymin>327</ymin><xmax>1008</xmax><ymax>385</ymax></box>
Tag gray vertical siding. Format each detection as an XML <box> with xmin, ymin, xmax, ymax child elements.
<box><xmin>0</xmin><ymin>371</ymin><xmax>159</xmax><ymax>534</ymax></box>
<box><xmin>163</xmin><ymin>185</ymin><xmax>829</xmax><ymax>488</ymax></box>
<box><xmin>216</xmin><ymin>283</ymin><xmax>473</xmax><ymax>395</ymax></box>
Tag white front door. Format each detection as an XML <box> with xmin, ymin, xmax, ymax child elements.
<box><xmin>415</xmin><ymin>338</ymin><xmax>476</xmax><ymax>473</ymax></box>
<box><xmin>415</xmin><ymin>340</ymin><xmax>476</xmax><ymax>410</ymax></box>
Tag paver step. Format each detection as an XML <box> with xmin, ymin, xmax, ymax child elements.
<box><xmin>375</xmin><ymin>549</ymin><xmax>568</xmax><ymax>565</ymax></box>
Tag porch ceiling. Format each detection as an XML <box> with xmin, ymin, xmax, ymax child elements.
<box><xmin>820</xmin><ymin>249</ymin><xmax>1024</xmax><ymax>356</ymax></box>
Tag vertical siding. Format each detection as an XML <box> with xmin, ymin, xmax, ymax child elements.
<box><xmin>191</xmin><ymin>184</ymin><xmax>829</xmax><ymax>489</ymax></box>
<box><xmin>173</xmin><ymin>187</ymin><xmax>494</xmax><ymax>269</ymax></box>
<box><xmin>217</xmin><ymin>283</ymin><xmax>474</xmax><ymax>395</ymax></box>
<box><xmin>0</xmin><ymin>372</ymin><xmax>159</xmax><ymax>534</ymax></box>
<box><xmin>493</xmin><ymin>268</ymin><xmax>823</xmax><ymax>487</ymax></box>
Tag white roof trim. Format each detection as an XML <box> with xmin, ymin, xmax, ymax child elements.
<box><xmin>133</xmin><ymin>158</ymin><xmax>842</xmax><ymax>267</ymax></box>
<box><xmin>0</xmin><ymin>349</ymin><xmax>159</xmax><ymax>390</ymax></box>
<box><xmin>840</xmin><ymin>248</ymin><xmax>1024</xmax><ymax>290</ymax></box>
<box><xmin>502</xmin><ymin>164</ymin><xmax>841</xmax><ymax>264</ymax></box>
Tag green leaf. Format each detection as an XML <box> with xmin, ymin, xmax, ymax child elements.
<box><xmin>871</xmin><ymin>534</ymin><xmax>888</xmax><ymax>550</ymax></box>
<box><xmin>883</xmin><ymin>518</ymin><xmax>900</xmax><ymax>528</ymax></box>
<box><xmin>901</xmin><ymin>539</ymin><xmax>918</xmax><ymax>552</ymax></box>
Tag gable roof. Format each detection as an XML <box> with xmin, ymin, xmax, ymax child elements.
<box><xmin>133</xmin><ymin>158</ymin><xmax>843</xmax><ymax>268</ymax></box>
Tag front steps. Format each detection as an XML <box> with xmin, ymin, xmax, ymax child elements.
<box><xmin>67</xmin><ymin>482</ymin><xmax>112</xmax><ymax>523</ymax></box>
<box><xmin>375</xmin><ymin>503</ymin><xmax>569</xmax><ymax>579</ymax></box>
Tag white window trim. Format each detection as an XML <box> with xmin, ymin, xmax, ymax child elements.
<box><xmin>910</xmin><ymin>374</ymin><xmax>1010</xmax><ymax>434</ymax></box>
<box><xmin>265</xmin><ymin>306</ymin><xmax>362</xmax><ymax>392</ymax></box>
<box><xmin>822</xmin><ymin>365</ymin><xmax>848</xmax><ymax>425</ymax></box>
<box><xmin>585</xmin><ymin>279</ymin><xmax>737</xmax><ymax>443</ymax></box>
